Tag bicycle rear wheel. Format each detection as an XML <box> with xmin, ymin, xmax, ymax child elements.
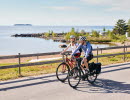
<box><xmin>68</xmin><ymin>67</ymin><xmax>81</xmax><ymax>88</ymax></box>
<box><xmin>56</xmin><ymin>62</ymin><xmax>70</xmax><ymax>82</ymax></box>
<box><xmin>87</xmin><ymin>71</ymin><xmax>97</xmax><ymax>84</ymax></box>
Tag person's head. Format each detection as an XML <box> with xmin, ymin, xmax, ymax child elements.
<box><xmin>70</xmin><ymin>35</ymin><xmax>76</xmax><ymax>42</ymax></box>
<box><xmin>79</xmin><ymin>36</ymin><xmax>87</xmax><ymax>44</ymax></box>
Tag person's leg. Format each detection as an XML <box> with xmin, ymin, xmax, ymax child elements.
<box><xmin>82</xmin><ymin>57</ymin><xmax>88</xmax><ymax>69</ymax></box>
<box><xmin>81</xmin><ymin>57</ymin><xmax>89</xmax><ymax>80</ymax></box>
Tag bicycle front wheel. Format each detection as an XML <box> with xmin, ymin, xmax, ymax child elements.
<box><xmin>56</xmin><ymin>62</ymin><xmax>70</xmax><ymax>82</ymax></box>
<box><xmin>68</xmin><ymin>67</ymin><xmax>81</xmax><ymax>88</ymax></box>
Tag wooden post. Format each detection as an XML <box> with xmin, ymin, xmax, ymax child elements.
<box><xmin>18</xmin><ymin>53</ymin><xmax>22</xmax><ymax>76</ymax></box>
<box><xmin>126</xmin><ymin>46</ymin><xmax>127</xmax><ymax>51</ymax></box>
<box><xmin>97</xmin><ymin>47</ymin><xmax>99</xmax><ymax>63</ymax></box>
<box><xmin>62</xmin><ymin>49</ymin><xmax>65</xmax><ymax>62</ymax></box>
<box><xmin>123</xmin><ymin>45</ymin><xmax>126</xmax><ymax>62</ymax></box>
<box><xmin>101</xmin><ymin>49</ymin><xmax>102</xmax><ymax>54</ymax></box>
<box><xmin>37</xmin><ymin>53</ymin><xmax>39</xmax><ymax>60</ymax></box>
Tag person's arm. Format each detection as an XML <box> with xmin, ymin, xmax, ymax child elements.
<box><xmin>85</xmin><ymin>43</ymin><xmax>92</xmax><ymax>58</ymax></box>
<box><xmin>61</xmin><ymin>44</ymin><xmax>70</xmax><ymax>54</ymax></box>
<box><xmin>71</xmin><ymin>44</ymin><xmax>82</xmax><ymax>56</ymax></box>
<box><xmin>75</xmin><ymin>43</ymin><xmax>79</xmax><ymax>48</ymax></box>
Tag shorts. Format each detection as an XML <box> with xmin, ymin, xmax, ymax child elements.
<box><xmin>74</xmin><ymin>53</ymin><xmax>81</xmax><ymax>58</ymax></box>
<box><xmin>86</xmin><ymin>54</ymin><xmax>93</xmax><ymax>62</ymax></box>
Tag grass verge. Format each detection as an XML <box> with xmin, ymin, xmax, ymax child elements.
<box><xmin>0</xmin><ymin>53</ymin><xmax>130</xmax><ymax>81</ymax></box>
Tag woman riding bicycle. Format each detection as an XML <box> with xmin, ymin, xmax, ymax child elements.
<box><xmin>71</xmin><ymin>36</ymin><xmax>93</xmax><ymax>70</ymax></box>
<box><xmin>61</xmin><ymin>35</ymin><xmax>81</xmax><ymax>58</ymax></box>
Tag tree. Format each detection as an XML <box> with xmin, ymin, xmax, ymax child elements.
<box><xmin>103</xmin><ymin>27</ymin><xmax>106</xmax><ymax>33</ymax></box>
<box><xmin>44</xmin><ymin>33</ymin><xmax>50</xmax><ymax>37</ymax></box>
<box><xmin>80</xmin><ymin>29</ymin><xmax>86</xmax><ymax>35</ymax></box>
<box><xmin>65</xmin><ymin>27</ymin><xmax>78</xmax><ymax>40</ymax></box>
<box><xmin>108</xmin><ymin>31</ymin><xmax>115</xmax><ymax>39</ymax></box>
<box><xmin>128</xmin><ymin>19</ymin><xmax>130</xmax><ymax>25</ymax></box>
<box><xmin>105</xmin><ymin>30</ymin><xmax>111</xmax><ymax>36</ymax></box>
<box><xmin>91</xmin><ymin>30</ymin><xmax>99</xmax><ymax>37</ymax></box>
<box><xmin>127</xmin><ymin>19</ymin><xmax>130</xmax><ymax>37</ymax></box>
<box><xmin>52</xmin><ymin>32</ymin><xmax>57</xmax><ymax>37</ymax></box>
<box><xmin>102</xmin><ymin>27</ymin><xmax>107</xmax><ymax>36</ymax></box>
<box><xmin>113</xmin><ymin>19</ymin><xmax>128</xmax><ymax>35</ymax></box>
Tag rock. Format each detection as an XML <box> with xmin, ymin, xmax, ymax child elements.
<box><xmin>59</xmin><ymin>44</ymin><xmax>67</xmax><ymax>48</ymax></box>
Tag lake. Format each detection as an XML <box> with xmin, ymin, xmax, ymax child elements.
<box><xmin>0</xmin><ymin>26</ymin><xmax>114</xmax><ymax>55</ymax></box>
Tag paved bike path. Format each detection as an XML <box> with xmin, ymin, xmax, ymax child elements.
<box><xmin>0</xmin><ymin>62</ymin><xmax>130</xmax><ymax>100</ymax></box>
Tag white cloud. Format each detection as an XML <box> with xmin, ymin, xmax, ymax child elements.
<box><xmin>80</xmin><ymin>0</ymin><xmax>130</xmax><ymax>12</ymax></box>
<box><xmin>80</xmin><ymin>0</ymin><xmax>113</xmax><ymax>5</ymax></box>
<box><xmin>43</xmin><ymin>6</ymin><xmax>79</xmax><ymax>11</ymax></box>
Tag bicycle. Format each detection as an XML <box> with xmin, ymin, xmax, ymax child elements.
<box><xmin>56</xmin><ymin>52</ymin><xmax>76</xmax><ymax>82</ymax></box>
<box><xmin>68</xmin><ymin>57</ymin><xmax>101</xmax><ymax>88</ymax></box>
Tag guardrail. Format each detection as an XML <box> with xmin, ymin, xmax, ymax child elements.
<box><xmin>0</xmin><ymin>45</ymin><xmax>129</xmax><ymax>76</ymax></box>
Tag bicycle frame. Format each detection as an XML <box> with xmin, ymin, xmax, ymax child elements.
<box><xmin>75</xmin><ymin>62</ymin><xmax>86</xmax><ymax>77</ymax></box>
<box><xmin>63</xmin><ymin>54</ymin><xmax>75</xmax><ymax>70</ymax></box>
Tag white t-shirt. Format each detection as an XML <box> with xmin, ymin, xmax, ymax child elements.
<box><xmin>70</xmin><ymin>43</ymin><xmax>80</xmax><ymax>53</ymax></box>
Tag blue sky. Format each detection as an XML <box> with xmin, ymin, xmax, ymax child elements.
<box><xmin>0</xmin><ymin>0</ymin><xmax>130</xmax><ymax>25</ymax></box>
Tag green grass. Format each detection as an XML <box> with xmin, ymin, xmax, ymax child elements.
<box><xmin>0</xmin><ymin>52</ymin><xmax>130</xmax><ymax>81</ymax></box>
<box><xmin>0</xmin><ymin>63</ymin><xmax>59</xmax><ymax>81</ymax></box>
<box><xmin>0</xmin><ymin>63</ymin><xmax>18</xmax><ymax>66</ymax></box>
<box><xmin>88</xmin><ymin>37</ymin><xmax>111</xmax><ymax>43</ymax></box>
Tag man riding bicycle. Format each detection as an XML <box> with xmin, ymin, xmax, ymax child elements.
<box><xmin>71</xmin><ymin>36</ymin><xmax>93</xmax><ymax>70</ymax></box>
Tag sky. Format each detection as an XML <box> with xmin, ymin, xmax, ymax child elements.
<box><xmin>0</xmin><ymin>0</ymin><xmax>130</xmax><ymax>26</ymax></box>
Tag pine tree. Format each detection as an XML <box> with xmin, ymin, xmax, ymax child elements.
<box><xmin>113</xmin><ymin>19</ymin><xmax>128</xmax><ymax>35</ymax></box>
<box><xmin>127</xmin><ymin>19</ymin><xmax>130</xmax><ymax>37</ymax></box>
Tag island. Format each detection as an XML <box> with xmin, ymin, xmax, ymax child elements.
<box><xmin>14</xmin><ymin>24</ymin><xmax>32</xmax><ymax>26</ymax></box>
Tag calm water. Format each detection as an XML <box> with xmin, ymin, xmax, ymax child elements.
<box><xmin>0</xmin><ymin>26</ymin><xmax>114</xmax><ymax>55</ymax></box>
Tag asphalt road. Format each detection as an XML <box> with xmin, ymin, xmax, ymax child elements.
<box><xmin>0</xmin><ymin>62</ymin><xmax>130</xmax><ymax>100</ymax></box>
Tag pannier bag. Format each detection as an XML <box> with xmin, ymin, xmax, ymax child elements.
<box><xmin>89</xmin><ymin>62</ymin><xmax>101</xmax><ymax>74</ymax></box>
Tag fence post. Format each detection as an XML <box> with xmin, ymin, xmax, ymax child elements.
<box><xmin>123</xmin><ymin>44</ymin><xmax>126</xmax><ymax>62</ymax></box>
<box><xmin>37</xmin><ymin>53</ymin><xmax>39</xmax><ymax>60</ymax></box>
<box><xmin>101</xmin><ymin>48</ymin><xmax>102</xmax><ymax>54</ymax></box>
<box><xmin>62</xmin><ymin>49</ymin><xmax>65</xmax><ymax>62</ymax></box>
<box><xmin>18</xmin><ymin>53</ymin><xmax>22</xmax><ymax>76</ymax></box>
<box><xmin>126</xmin><ymin>45</ymin><xmax>127</xmax><ymax>51</ymax></box>
<box><xmin>97</xmin><ymin>46</ymin><xmax>99</xmax><ymax>63</ymax></box>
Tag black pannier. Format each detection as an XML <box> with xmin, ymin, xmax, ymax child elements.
<box><xmin>89</xmin><ymin>62</ymin><xmax>101</xmax><ymax>74</ymax></box>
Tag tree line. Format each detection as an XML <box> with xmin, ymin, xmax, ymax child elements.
<box><xmin>65</xmin><ymin>19</ymin><xmax>130</xmax><ymax>43</ymax></box>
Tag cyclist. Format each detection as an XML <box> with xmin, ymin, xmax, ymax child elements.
<box><xmin>61</xmin><ymin>35</ymin><xmax>81</xmax><ymax>58</ymax></box>
<box><xmin>71</xmin><ymin>36</ymin><xmax>93</xmax><ymax>70</ymax></box>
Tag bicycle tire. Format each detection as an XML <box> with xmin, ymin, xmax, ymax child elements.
<box><xmin>56</xmin><ymin>62</ymin><xmax>70</xmax><ymax>82</ymax></box>
<box><xmin>68</xmin><ymin>67</ymin><xmax>81</xmax><ymax>88</ymax></box>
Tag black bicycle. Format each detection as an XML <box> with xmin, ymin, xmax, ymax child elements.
<box><xmin>68</xmin><ymin>58</ymin><xmax>101</xmax><ymax>88</ymax></box>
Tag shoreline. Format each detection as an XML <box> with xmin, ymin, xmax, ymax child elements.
<box><xmin>11</xmin><ymin>33</ymin><xmax>129</xmax><ymax>45</ymax></box>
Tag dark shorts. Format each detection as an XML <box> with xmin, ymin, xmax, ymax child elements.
<box><xmin>86</xmin><ymin>54</ymin><xmax>93</xmax><ymax>62</ymax></box>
